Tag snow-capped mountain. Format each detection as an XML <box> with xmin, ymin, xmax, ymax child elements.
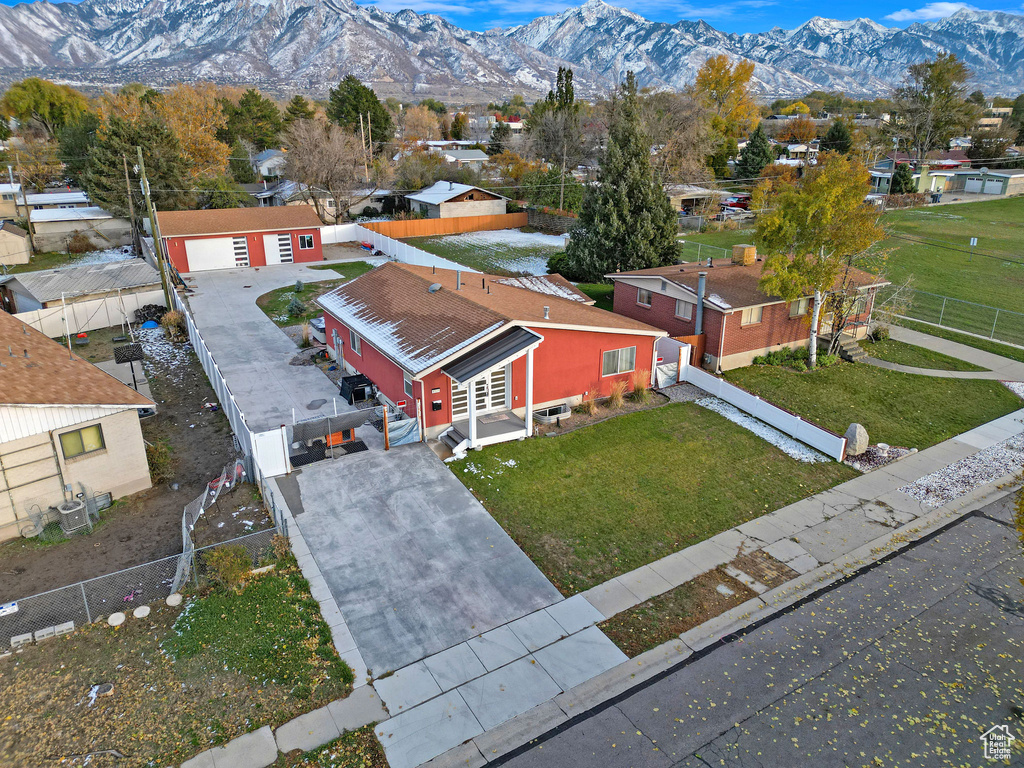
<box><xmin>0</xmin><ymin>0</ymin><xmax>1021</xmax><ymax>98</ymax></box>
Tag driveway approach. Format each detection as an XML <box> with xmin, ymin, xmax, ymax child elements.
<box><xmin>501</xmin><ymin>494</ymin><xmax>1024</xmax><ymax>768</ymax></box>
<box><xmin>290</xmin><ymin>444</ymin><xmax>564</xmax><ymax>675</ymax></box>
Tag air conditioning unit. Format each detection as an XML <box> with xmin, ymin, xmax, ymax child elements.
<box><xmin>58</xmin><ymin>499</ymin><xmax>89</xmax><ymax>535</ymax></box>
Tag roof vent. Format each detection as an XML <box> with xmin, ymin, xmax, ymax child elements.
<box><xmin>428</xmin><ymin>283</ymin><xmax>442</xmax><ymax>293</ymax></box>
<box><xmin>543</xmin><ymin>306</ymin><xmax>550</xmax><ymax>320</ymax></box>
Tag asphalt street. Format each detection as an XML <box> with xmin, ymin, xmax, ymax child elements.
<box><xmin>500</xmin><ymin>493</ymin><xmax>1024</xmax><ymax>768</ymax></box>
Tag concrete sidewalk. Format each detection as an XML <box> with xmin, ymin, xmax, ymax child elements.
<box><xmin>872</xmin><ymin>325</ymin><xmax>1024</xmax><ymax>380</ymax></box>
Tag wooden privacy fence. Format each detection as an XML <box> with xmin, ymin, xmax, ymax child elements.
<box><xmin>360</xmin><ymin>212</ymin><xmax>528</xmax><ymax>239</ymax></box>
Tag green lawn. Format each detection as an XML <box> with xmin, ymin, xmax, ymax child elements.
<box><xmin>895</xmin><ymin>319</ymin><xmax>1024</xmax><ymax>365</ymax></box>
<box><xmin>578</xmin><ymin>283</ymin><xmax>614</xmax><ymax>311</ymax></box>
<box><xmin>858</xmin><ymin>338</ymin><xmax>989</xmax><ymax>372</ymax></box>
<box><xmin>6</xmin><ymin>250</ymin><xmax>82</xmax><ymax>273</ymax></box>
<box><xmin>677</xmin><ymin>228</ymin><xmax>755</xmax><ymax>262</ymax></box>
<box><xmin>725</xmin><ymin>362</ymin><xmax>1022</xmax><ymax>449</ymax></box>
<box><xmin>256</xmin><ymin>261</ymin><xmax>372</xmax><ymax>327</ymax></box>
<box><xmin>405</xmin><ymin>228</ymin><xmax>565</xmax><ymax>275</ymax></box>
<box><xmin>452</xmin><ymin>403</ymin><xmax>855</xmax><ymax>594</ymax></box>
<box><xmin>273</xmin><ymin>726</ymin><xmax>387</xmax><ymax>767</ymax></box>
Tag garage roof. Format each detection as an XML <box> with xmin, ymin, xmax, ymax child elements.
<box><xmin>157</xmin><ymin>206</ymin><xmax>322</xmax><ymax>238</ymax></box>
<box><xmin>30</xmin><ymin>206</ymin><xmax>113</xmax><ymax>223</ymax></box>
<box><xmin>2</xmin><ymin>259</ymin><xmax>160</xmax><ymax>303</ymax></box>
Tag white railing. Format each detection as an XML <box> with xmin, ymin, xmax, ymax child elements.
<box><xmin>320</xmin><ymin>223</ymin><xmax>362</xmax><ymax>244</ymax></box>
<box><xmin>354</xmin><ymin>225</ymin><xmax>478</xmax><ymax>273</ymax></box>
<box><xmin>682</xmin><ymin>364</ymin><xmax>848</xmax><ymax>461</ymax></box>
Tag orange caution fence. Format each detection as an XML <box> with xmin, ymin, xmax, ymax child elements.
<box><xmin>360</xmin><ymin>212</ymin><xmax>529</xmax><ymax>239</ymax></box>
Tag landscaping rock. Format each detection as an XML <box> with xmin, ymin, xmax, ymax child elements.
<box><xmin>166</xmin><ymin>593</ymin><xmax>183</xmax><ymax>607</ymax></box>
<box><xmin>107</xmin><ymin>612</ymin><xmax>126</xmax><ymax>627</ymax></box>
<box><xmin>845</xmin><ymin>423</ymin><xmax>869</xmax><ymax>455</ymax></box>
<box><xmin>132</xmin><ymin>606</ymin><xmax>151</xmax><ymax>619</ymax></box>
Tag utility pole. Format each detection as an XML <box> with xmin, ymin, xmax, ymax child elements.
<box><xmin>559</xmin><ymin>133</ymin><xmax>567</xmax><ymax>213</ymax></box>
<box><xmin>359</xmin><ymin>114</ymin><xmax>369</xmax><ymax>181</ymax></box>
<box><xmin>137</xmin><ymin>146</ymin><xmax>171</xmax><ymax>309</ymax></box>
<box><xmin>14</xmin><ymin>154</ymin><xmax>36</xmax><ymax>253</ymax></box>
<box><xmin>122</xmin><ymin>154</ymin><xmax>139</xmax><ymax>256</ymax></box>
<box><xmin>367</xmin><ymin>113</ymin><xmax>373</xmax><ymax>165</ymax></box>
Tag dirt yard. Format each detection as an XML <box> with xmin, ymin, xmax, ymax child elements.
<box><xmin>0</xmin><ymin>328</ymin><xmax>269</xmax><ymax>603</ymax></box>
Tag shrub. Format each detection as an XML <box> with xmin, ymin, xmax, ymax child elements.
<box><xmin>582</xmin><ymin>387</ymin><xmax>600</xmax><ymax>417</ymax></box>
<box><xmin>607</xmin><ymin>380</ymin><xmax>628</xmax><ymax>409</ymax></box>
<box><xmin>630</xmin><ymin>369</ymin><xmax>652</xmax><ymax>404</ymax></box>
<box><xmin>145</xmin><ymin>440</ymin><xmax>174</xmax><ymax>483</ymax></box>
<box><xmin>817</xmin><ymin>353</ymin><xmax>840</xmax><ymax>368</ymax></box>
<box><xmin>204</xmin><ymin>544</ymin><xmax>251</xmax><ymax>592</ymax></box>
<box><xmin>294</xmin><ymin>280</ymin><xmax>304</xmax><ymax>292</ymax></box>
<box><xmin>160</xmin><ymin>309</ymin><xmax>187</xmax><ymax>340</ymax></box>
<box><xmin>67</xmin><ymin>231</ymin><xmax>93</xmax><ymax>253</ymax></box>
<box><xmin>872</xmin><ymin>325</ymin><xmax>890</xmax><ymax>342</ymax></box>
<box><xmin>793</xmin><ymin>360</ymin><xmax>808</xmax><ymax>372</ymax></box>
<box><xmin>300</xmin><ymin>322</ymin><xmax>312</xmax><ymax>349</ymax></box>
<box><xmin>287</xmin><ymin>296</ymin><xmax>305</xmax><ymax>317</ymax></box>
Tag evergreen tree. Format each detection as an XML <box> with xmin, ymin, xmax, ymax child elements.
<box><xmin>560</xmin><ymin>72</ymin><xmax>679</xmax><ymax>283</ymax></box>
<box><xmin>85</xmin><ymin>114</ymin><xmax>192</xmax><ymax>228</ymax></box>
<box><xmin>219</xmin><ymin>89</ymin><xmax>283</xmax><ymax>150</ymax></box>
<box><xmin>57</xmin><ymin>111</ymin><xmax>101</xmax><ymax>187</ymax></box>
<box><xmin>889</xmin><ymin>162</ymin><xmax>916</xmax><ymax>195</ymax></box>
<box><xmin>229</xmin><ymin>140</ymin><xmax>257</xmax><ymax>183</ymax></box>
<box><xmin>489</xmin><ymin>121</ymin><xmax>512</xmax><ymax>155</ymax></box>
<box><xmin>450</xmin><ymin>113</ymin><xmax>469</xmax><ymax>140</ymax></box>
<box><xmin>820</xmin><ymin>119</ymin><xmax>853</xmax><ymax>154</ymax></box>
<box><xmin>198</xmin><ymin>176</ymin><xmax>256</xmax><ymax>209</ymax></box>
<box><xmin>708</xmin><ymin>138</ymin><xmax>737</xmax><ymax>178</ymax></box>
<box><xmin>326</xmin><ymin>75</ymin><xmax>394</xmax><ymax>143</ymax></box>
<box><xmin>735</xmin><ymin>124</ymin><xmax>773</xmax><ymax>180</ymax></box>
<box><xmin>284</xmin><ymin>95</ymin><xmax>316</xmax><ymax>123</ymax></box>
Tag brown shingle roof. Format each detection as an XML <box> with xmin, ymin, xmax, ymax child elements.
<box><xmin>0</xmin><ymin>221</ymin><xmax>27</xmax><ymax>238</ymax></box>
<box><xmin>318</xmin><ymin>263</ymin><xmax>662</xmax><ymax>374</ymax></box>
<box><xmin>611</xmin><ymin>259</ymin><xmax>887</xmax><ymax>310</ymax></box>
<box><xmin>0</xmin><ymin>312</ymin><xmax>153</xmax><ymax>407</ymax></box>
<box><xmin>156</xmin><ymin>206</ymin><xmax>322</xmax><ymax>238</ymax></box>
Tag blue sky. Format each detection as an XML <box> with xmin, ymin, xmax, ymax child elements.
<box><xmin>0</xmin><ymin>0</ymin><xmax>1021</xmax><ymax>33</ymax></box>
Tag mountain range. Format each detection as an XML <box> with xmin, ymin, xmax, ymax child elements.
<box><xmin>0</xmin><ymin>0</ymin><xmax>1022</xmax><ymax>99</ymax></box>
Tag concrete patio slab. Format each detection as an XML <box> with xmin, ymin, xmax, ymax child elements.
<box><xmin>468</xmin><ymin>626</ymin><xmax>530</xmax><ymax>672</ymax></box>
<box><xmin>377</xmin><ymin>691</ymin><xmax>483</xmax><ymax>768</ymax></box>
<box><xmin>375</xmin><ymin>661</ymin><xmax>444</xmax><ymax>713</ymax></box>
<box><xmin>544</xmin><ymin>594</ymin><xmax>604</xmax><ymax>635</ymax></box>
<box><xmin>423</xmin><ymin>642</ymin><xmax>488</xmax><ymax>692</ymax></box>
<box><xmin>532</xmin><ymin>626</ymin><xmax>628</xmax><ymax>691</ymax></box>
<box><xmin>458</xmin><ymin>656</ymin><xmax>562</xmax><ymax>730</ymax></box>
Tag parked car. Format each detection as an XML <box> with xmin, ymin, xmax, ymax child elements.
<box><xmin>721</xmin><ymin>194</ymin><xmax>751</xmax><ymax>210</ymax></box>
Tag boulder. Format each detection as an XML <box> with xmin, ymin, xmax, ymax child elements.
<box><xmin>845</xmin><ymin>423</ymin><xmax>869</xmax><ymax>456</ymax></box>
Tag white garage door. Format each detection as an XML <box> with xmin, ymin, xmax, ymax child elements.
<box><xmin>983</xmin><ymin>179</ymin><xmax>1003</xmax><ymax>195</ymax></box>
<box><xmin>263</xmin><ymin>233</ymin><xmax>294</xmax><ymax>265</ymax></box>
<box><xmin>184</xmin><ymin>237</ymin><xmax>246</xmax><ymax>271</ymax></box>
<box><xmin>964</xmin><ymin>177</ymin><xmax>983</xmax><ymax>193</ymax></box>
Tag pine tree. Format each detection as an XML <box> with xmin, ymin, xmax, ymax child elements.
<box><xmin>889</xmin><ymin>162</ymin><xmax>916</xmax><ymax>194</ymax></box>
<box><xmin>735</xmin><ymin>124</ymin><xmax>773</xmax><ymax>180</ymax></box>
<box><xmin>489</xmin><ymin>121</ymin><xmax>512</xmax><ymax>155</ymax></box>
<box><xmin>85</xmin><ymin>114</ymin><xmax>192</xmax><ymax>227</ymax></box>
<box><xmin>229</xmin><ymin>140</ymin><xmax>257</xmax><ymax>183</ymax></box>
<box><xmin>560</xmin><ymin>72</ymin><xmax>679</xmax><ymax>283</ymax></box>
<box><xmin>326</xmin><ymin>76</ymin><xmax>393</xmax><ymax>143</ymax></box>
<box><xmin>219</xmin><ymin>89</ymin><xmax>283</xmax><ymax>150</ymax></box>
<box><xmin>284</xmin><ymin>95</ymin><xmax>316</xmax><ymax>123</ymax></box>
<box><xmin>820</xmin><ymin>119</ymin><xmax>853</xmax><ymax>154</ymax></box>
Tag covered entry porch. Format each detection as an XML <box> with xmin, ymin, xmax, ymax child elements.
<box><xmin>440</xmin><ymin>327</ymin><xmax>543</xmax><ymax>452</ymax></box>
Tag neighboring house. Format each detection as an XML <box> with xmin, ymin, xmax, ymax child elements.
<box><xmin>242</xmin><ymin>180</ymin><xmax>391</xmax><ymax>219</ymax></box>
<box><xmin>0</xmin><ymin>183</ymin><xmax>20</xmax><ymax>220</ymax></box>
<box><xmin>873</xmin><ymin>151</ymin><xmax>969</xmax><ymax>171</ymax></box>
<box><xmin>869</xmin><ymin>166</ymin><xmax>955</xmax><ymax>195</ymax></box>
<box><xmin>786</xmin><ymin>144</ymin><xmax>818</xmax><ymax>162</ymax></box>
<box><xmin>0</xmin><ymin>311</ymin><xmax>153</xmax><ymax>542</ymax></box>
<box><xmin>977</xmin><ymin>117</ymin><xmax>1003</xmax><ymax>130</ymax></box>
<box><xmin>436</xmin><ymin>149</ymin><xmax>489</xmax><ymax>169</ymax></box>
<box><xmin>253</xmin><ymin>149</ymin><xmax>287</xmax><ymax>179</ymax></box>
<box><xmin>947</xmin><ymin>168</ymin><xmax>1024</xmax><ymax>196</ymax></box>
<box><xmin>29</xmin><ymin>207</ymin><xmax>132</xmax><ymax>252</ymax></box>
<box><xmin>157</xmin><ymin>207</ymin><xmax>323</xmax><ymax>273</ymax></box>
<box><xmin>0</xmin><ymin>258</ymin><xmax>160</xmax><ymax>314</ymax></box>
<box><xmin>17</xmin><ymin>190</ymin><xmax>90</xmax><ymax>216</ymax></box>
<box><xmin>0</xmin><ymin>221</ymin><xmax>30</xmax><ymax>266</ymax></box>
<box><xmin>406</xmin><ymin>181</ymin><xmax>507</xmax><ymax>219</ymax></box>
<box><xmin>666</xmin><ymin>185</ymin><xmax>726</xmax><ymax>213</ymax></box>
<box><xmin>317</xmin><ymin>262</ymin><xmax>665</xmax><ymax>450</ymax></box>
<box><xmin>608</xmin><ymin>249</ymin><xmax>887</xmax><ymax>371</ymax></box>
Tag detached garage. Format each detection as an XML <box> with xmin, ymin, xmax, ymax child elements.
<box><xmin>156</xmin><ymin>207</ymin><xmax>324</xmax><ymax>273</ymax></box>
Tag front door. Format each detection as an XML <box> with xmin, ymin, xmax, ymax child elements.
<box><xmin>452</xmin><ymin>365</ymin><xmax>509</xmax><ymax>419</ymax></box>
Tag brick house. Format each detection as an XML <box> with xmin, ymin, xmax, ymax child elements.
<box><xmin>317</xmin><ymin>263</ymin><xmax>665</xmax><ymax>450</ymax></box>
<box><xmin>608</xmin><ymin>248</ymin><xmax>887</xmax><ymax>371</ymax></box>
<box><xmin>157</xmin><ymin>207</ymin><xmax>323</xmax><ymax>273</ymax></box>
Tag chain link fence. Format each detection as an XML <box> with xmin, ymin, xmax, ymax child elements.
<box><xmin>677</xmin><ymin>240</ymin><xmax>732</xmax><ymax>265</ymax></box>
<box><xmin>878</xmin><ymin>286</ymin><xmax>1024</xmax><ymax>348</ymax></box>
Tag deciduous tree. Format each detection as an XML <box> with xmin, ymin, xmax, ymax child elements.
<box><xmin>449</xmin><ymin>112</ymin><xmax>469</xmax><ymax>141</ymax></box>
<box><xmin>694</xmin><ymin>55</ymin><xmax>759</xmax><ymax>138</ymax></box>
<box><xmin>0</xmin><ymin>78</ymin><xmax>88</xmax><ymax>138</ymax></box>
<box><xmin>889</xmin><ymin>53</ymin><xmax>977</xmax><ymax>161</ymax></box>
<box><xmin>641</xmin><ymin>89</ymin><xmax>713</xmax><ymax>186</ymax></box>
<box><xmin>756</xmin><ymin>153</ymin><xmax>883</xmax><ymax>368</ymax></box>
<box><xmin>402</xmin><ymin>105</ymin><xmax>441</xmax><ymax>142</ymax></box>
<box><xmin>155</xmin><ymin>83</ymin><xmax>231</xmax><ymax>181</ymax></box>
<box><xmin>778</xmin><ymin>115</ymin><xmax>818</xmax><ymax>144</ymax></box>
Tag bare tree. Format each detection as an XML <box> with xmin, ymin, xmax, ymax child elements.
<box><xmin>283</xmin><ymin>118</ymin><xmax>387</xmax><ymax>223</ymax></box>
<box><xmin>640</xmin><ymin>89</ymin><xmax>714</xmax><ymax>186</ymax></box>
<box><xmin>528</xmin><ymin>111</ymin><xmax>585</xmax><ymax>212</ymax></box>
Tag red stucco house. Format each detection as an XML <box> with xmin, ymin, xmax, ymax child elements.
<box><xmin>608</xmin><ymin>253</ymin><xmax>887</xmax><ymax>372</ymax></box>
<box><xmin>156</xmin><ymin>207</ymin><xmax>323</xmax><ymax>273</ymax></box>
<box><xmin>317</xmin><ymin>263</ymin><xmax>665</xmax><ymax>450</ymax></box>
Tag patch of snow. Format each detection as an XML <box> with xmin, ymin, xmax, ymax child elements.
<box><xmin>434</xmin><ymin>229</ymin><xmax>568</xmax><ymax>250</ymax></box>
<box><xmin>61</xmin><ymin>247</ymin><xmax>136</xmax><ymax>269</ymax></box>
<box><xmin>706</xmin><ymin>293</ymin><xmax>732</xmax><ymax>309</ymax></box>
<box><xmin>898</xmin><ymin>432</ymin><xmax>1024</xmax><ymax>507</ymax></box>
<box><xmin>138</xmin><ymin>327</ymin><xmax>192</xmax><ymax>385</ymax></box>
<box><xmin>696</xmin><ymin>396</ymin><xmax>831</xmax><ymax>463</ymax></box>
<box><xmin>495</xmin><ymin>276</ymin><xmax>586</xmax><ymax>301</ymax></box>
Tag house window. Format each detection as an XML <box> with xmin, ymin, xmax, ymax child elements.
<box><xmin>349</xmin><ymin>330</ymin><xmax>362</xmax><ymax>356</ymax></box>
<box><xmin>59</xmin><ymin>424</ymin><xmax>104</xmax><ymax>459</ymax></box>
<box><xmin>636</xmin><ymin>288</ymin><xmax>652</xmax><ymax>307</ymax></box>
<box><xmin>741</xmin><ymin>306</ymin><xmax>763</xmax><ymax>326</ymax></box>
<box><xmin>790</xmin><ymin>297</ymin><xmax>810</xmax><ymax>317</ymax></box>
<box><xmin>602</xmin><ymin>346</ymin><xmax>636</xmax><ymax>376</ymax></box>
<box><xmin>298</xmin><ymin>234</ymin><xmax>314</xmax><ymax>250</ymax></box>
<box><xmin>404</xmin><ymin>372</ymin><xmax>414</xmax><ymax>397</ymax></box>
<box><xmin>675</xmin><ymin>300</ymin><xmax>694</xmax><ymax>320</ymax></box>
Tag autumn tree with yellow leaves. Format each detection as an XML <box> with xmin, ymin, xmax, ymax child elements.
<box><xmin>693</xmin><ymin>54</ymin><xmax>759</xmax><ymax>139</ymax></box>
<box><xmin>155</xmin><ymin>84</ymin><xmax>231</xmax><ymax>181</ymax></box>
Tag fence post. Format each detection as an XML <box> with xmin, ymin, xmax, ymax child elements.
<box><xmin>80</xmin><ymin>583</ymin><xmax>92</xmax><ymax>624</ymax></box>
<box><xmin>991</xmin><ymin>309</ymin><xmax>999</xmax><ymax>339</ymax></box>
<box><xmin>938</xmin><ymin>296</ymin><xmax>946</xmax><ymax>326</ymax></box>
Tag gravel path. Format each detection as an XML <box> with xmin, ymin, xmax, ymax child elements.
<box><xmin>899</xmin><ymin>432</ymin><xmax>1024</xmax><ymax>507</ymax></box>
<box><xmin>659</xmin><ymin>382</ymin><xmax>705</xmax><ymax>403</ymax></box>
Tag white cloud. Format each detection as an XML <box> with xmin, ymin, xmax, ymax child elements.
<box><xmin>884</xmin><ymin>2</ymin><xmax>978</xmax><ymax>21</ymax></box>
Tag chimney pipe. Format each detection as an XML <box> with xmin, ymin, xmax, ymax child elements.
<box><xmin>482</xmin><ymin>277</ymin><xmax>485</xmax><ymax>289</ymax></box>
<box><xmin>23</xmin><ymin>349</ymin><xmax>29</xmax><ymax>358</ymax></box>
<box><xmin>695</xmin><ymin>272</ymin><xmax>707</xmax><ymax>336</ymax></box>
<box><xmin>456</xmin><ymin>269</ymin><xmax>461</xmax><ymax>290</ymax></box>
<box><xmin>543</xmin><ymin>306</ymin><xmax>550</xmax><ymax>320</ymax></box>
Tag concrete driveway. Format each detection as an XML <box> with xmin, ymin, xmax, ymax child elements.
<box><xmin>289</xmin><ymin>443</ymin><xmax>563</xmax><ymax>674</ymax></box>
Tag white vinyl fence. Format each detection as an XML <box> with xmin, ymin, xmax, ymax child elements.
<box><xmin>682</xmin><ymin>363</ymin><xmax>848</xmax><ymax>461</ymax></box>
<box><xmin>355</xmin><ymin>225</ymin><xmax>479</xmax><ymax>273</ymax></box>
<box><xmin>320</xmin><ymin>223</ymin><xmax>362</xmax><ymax>244</ymax></box>
<box><xmin>15</xmin><ymin>290</ymin><xmax>165</xmax><ymax>337</ymax></box>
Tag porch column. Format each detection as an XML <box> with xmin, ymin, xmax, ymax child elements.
<box><xmin>525</xmin><ymin>348</ymin><xmax>534</xmax><ymax>437</ymax></box>
<box><xmin>467</xmin><ymin>376</ymin><xmax>478</xmax><ymax>448</ymax></box>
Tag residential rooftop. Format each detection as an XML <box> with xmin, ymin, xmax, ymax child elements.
<box><xmin>1</xmin><ymin>258</ymin><xmax>160</xmax><ymax>303</ymax></box>
<box><xmin>406</xmin><ymin>181</ymin><xmax>506</xmax><ymax>205</ymax></box>
<box><xmin>156</xmin><ymin>206</ymin><xmax>322</xmax><ymax>238</ymax></box>
<box><xmin>30</xmin><ymin>206</ymin><xmax>112</xmax><ymax>223</ymax></box>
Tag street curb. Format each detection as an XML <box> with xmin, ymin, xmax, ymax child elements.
<box><xmin>423</xmin><ymin>474</ymin><xmax>1020</xmax><ymax>768</ymax></box>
